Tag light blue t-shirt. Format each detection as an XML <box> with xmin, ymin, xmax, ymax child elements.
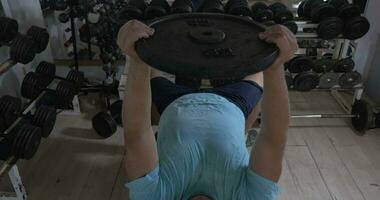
<box><xmin>126</xmin><ymin>93</ymin><xmax>280</xmax><ymax>200</ymax></box>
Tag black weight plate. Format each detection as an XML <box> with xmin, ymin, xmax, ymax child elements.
<box><xmin>10</xmin><ymin>124</ymin><xmax>26</xmax><ymax>158</ymax></box>
<box><xmin>303</xmin><ymin>0</ymin><xmax>324</xmax><ymax>18</ymax></box>
<box><xmin>135</xmin><ymin>13</ymin><xmax>278</xmax><ymax>79</ymax></box>
<box><xmin>251</xmin><ymin>2</ymin><xmax>268</xmax><ymax>13</ymax></box>
<box><xmin>21</xmin><ymin>72</ymin><xmax>44</xmax><ymax>99</ymax></box>
<box><xmin>285</xmin><ymin>71</ymin><xmax>293</xmax><ymax>88</ymax></box>
<box><xmin>282</xmin><ymin>21</ymin><xmax>298</xmax><ymax>34</ymax></box>
<box><xmin>56</xmin><ymin>80</ymin><xmax>78</xmax><ymax>103</ymax></box>
<box><xmin>92</xmin><ymin>112</ymin><xmax>117</xmax><ymax>138</ymax></box>
<box><xmin>36</xmin><ymin>61</ymin><xmax>56</xmax><ymax>86</ymax></box>
<box><xmin>1</xmin><ymin>96</ymin><xmax>21</xmax><ymax>128</ymax></box>
<box><xmin>0</xmin><ymin>17</ymin><xmax>19</xmax><ymax>43</ymax></box>
<box><xmin>198</xmin><ymin>0</ymin><xmax>224</xmax><ymax>13</ymax></box>
<box><xmin>317</xmin><ymin>17</ymin><xmax>343</xmax><ymax>40</ymax></box>
<box><xmin>339</xmin><ymin>71</ymin><xmax>362</xmax><ymax>88</ymax></box>
<box><xmin>343</xmin><ymin>16</ymin><xmax>370</xmax><ymax>40</ymax></box>
<box><xmin>110</xmin><ymin>100</ymin><xmax>123</xmax><ymax>125</ymax></box>
<box><xmin>288</xmin><ymin>56</ymin><xmax>314</xmax><ymax>73</ymax></box>
<box><xmin>333</xmin><ymin>57</ymin><xmax>355</xmax><ymax>72</ymax></box>
<box><xmin>10</xmin><ymin>35</ymin><xmax>37</xmax><ymax>64</ymax></box>
<box><xmin>319</xmin><ymin>72</ymin><xmax>339</xmax><ymax>89</ymax></box>
<box><xmin>338</xmin><ymin>3</ymin><xmax>361</xmax><ymax>20</ymax></box>
<box><xmin>351</xmin><ymin>100</ymin><xmax>373</xmax><ymax>134</ymax></box>
<box><xmin>293</xmin><ymin>71</ymin><xmax>320</xmax><ymax>91</ymax></box>
<box><xmin>313</xmin><ymin>58</ymin><xmax>334</xmax><ymax>73</ymax></box>
<box><xmin>268</xmin><ymin>2</ymin><xmax>287</xmax><ymax>13</ymax></box>
<box><xmin>32</xmin><ymin>105</ymin><xmax>57</xmax><ymax>138</ymax></box>
<box><xmin>171</xmin><ymin>0</ymin><xmax>194</xmax><ymax>14</ymax></box>
<box><xmin>26</xmin><ymin>26</ymin><xmax>50</xmax><ymax>54</ymax></box>
<box><xmin>22</xmin><ymin>125</ymin><xmax>42</xmax><ymax>160</ymax></box>
<box><xmin>297</xmin><ymin>1</ymin><xmax>306</xmax><ymax>18</ymax></box>
<box><xmin>311</xmin><ymin>3</ymin><xmax>336</xmax><ymax>22</ymax></box>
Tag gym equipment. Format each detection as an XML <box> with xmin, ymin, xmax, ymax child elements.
<box><xmin>251</xmin><ymin>2</ymin><xmax>273</xmax><ymax>23</ymax></box>
<box><xmin>175</xmin><ymin>76</ymin><xmax>202</xmax><ymax>89</ymax></box>
<box><xmin>319</xmin><ymin>72</ymin><xmax>339</xmax><ymax>89</ymax></box>
<box><xmin>210</xmin><ymin>77</ymin><xmax>242</xmax><ymax>88</ymax></box>
<box><xmin>225</xmin><ymin>0</ymin><xmax>251</xmax><ymax>17</ymax></box>
<box><xmin>328</xmin><ymin>0</ymin><xmax>370</xmax><ymax>40</ymax></box>
<box><xmin>333</xmin><ymin>57</ymin><xmax>355</xmax><ymax>72</ymax></box>
<box><xmin>0</xmin><ymin>17</ymin><xmax>49</xmax><ymax>64</ymax></box>
<box><xmin>144</xmin><ymin>0</ymin><xmax>170</xmax><ymax>19</ymax></box>
<box><xmin>35</xmin><ymin>61</ymin><xmax>84</xmax><ymax>88</ymax></box>
<box><xmin>135</xmin><ymin>13</ymin><xmax>278</xmax><ymax>79</ymax></box>
<box><xmin>287</xmin><ymin>56</ymin><xmax>314</xmax><ymax>73</ymax></box>
<box><xmin>268</xmin><ymin>2</ymin><xmax>294</xmax><ymax>24</ymax></box>
<box><xmin>118</xmin><ymin>0</ymin><xmax>148</xmax><ymax>21</ymax></box>
<box><xmin>198</xmin><ymin>0</ymin><xmax>224</xmax><ymax>13</ymax></box>
<box><xmin>282</xmin><ymin>21</ymin><xmax>298</xmax><ymax>34</ymax></box>
<box><xmin>285</xmin><ymin>71</ymin><xmax>293</xmax><ymax>88</ymax></box>
<box><xmin>293</xmin><ymin>71</ymin><xmax>320</xmax><ymax>91</ymax></box>
<box><xmin>92</xmin><ymin>100</ymin><xmax>122</xmax><ymax>138</ymax></box>
<box><xmin>338</xmin><ymin>71</ymin><xmax>362</xmax><ymax>88</ymax></box>
<box><xmin>0</xmin><ymin>96</ymin><xmax>57</xmax><ymax>138</ymax></box>
<box><xmin>21</xmin><ymin>72</ymin><xmax>79</xmax><ymax>102</ymax></box>
<box><xmin>351</xmin><ymin>100</ymin><xmax>376</xmax><ymax>134</ymax></box>
<box><xmin>313</xmin><ymin>58</ymin><xmax>334</xmax><ymax>73</ymax></box>
<box><xmin>317</xmin><ymin>17</ymin><xmax>344</xmax><ymax>40</ymax></box>
<box><xmin>171</xmin><ymin>0</ymin><xmax>194</xmax><ymax>14</ymax></box>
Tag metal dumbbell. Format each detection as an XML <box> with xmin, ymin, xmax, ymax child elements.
<box><xmin>268</xmin><ymin>2</ymin><xmax>294</xmax><ymax>24</ymax></box>
<box><xmin>251</xmin><ymin>2</ymin><xmax>274</xmax><ymax>23</ymax></box>
<box><xmin>0</xmin><ymin>17</ymin><xmax>49</xmax><ymax>64</ymax></box>
<box><xmin>171</xmin><ymin>0</ymin><xmax>194</xmax><ymax>14</ymax></box>
<box><xmin>92</xmin><ymin>100</ymin><xmax>122</xmax><ymax>138</ymax></box>
<box><xmin>198</xmin><ymin>0</ymin><xmax>224</xmax><ymax>13</ymax></box>
<box><xmin>118</xmin><ymin>0</ymin><xmax>148</xmax><ymax>21</ymax></box>
<box><xmin>144</xmin><ymin>0</ymin><xmax>171</xmax><ymax>20</ymax></box>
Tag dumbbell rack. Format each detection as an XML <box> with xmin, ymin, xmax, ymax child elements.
<box><xmin>292</xmin><ymin>20</ymin><xmax>365</xmax><ymax>117</ymax></box>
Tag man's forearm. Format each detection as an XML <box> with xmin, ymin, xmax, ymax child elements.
<box><xmin>261</xmin><ymin>65</ymin><xmax>290</xmax><ymax>144</ymax></box>
<box><xmin>123</xmin><ymin>59</ymin><xmax>153</xmax><ymax>141</ymax></box>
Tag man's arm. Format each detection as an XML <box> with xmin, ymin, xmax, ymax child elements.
<box><xmin>117</xmin><ymin>20</ymin><xmax>158</xmax><ymax>181</ymax></box>
<box><xmin>249</xmin><ymin>25</ymin><xmax>298</xmax><ymax>182</ymax></box>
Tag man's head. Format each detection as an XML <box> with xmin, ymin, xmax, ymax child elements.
<box><xmin>190</xmin><ymin>195</ymin><xmax>213</xmax><ymax>200</ymax></box>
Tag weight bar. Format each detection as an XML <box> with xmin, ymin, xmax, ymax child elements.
<box><xmin>92</xmin><ymin>100</ymin><xmax>123</xmax><ymax>138</ymax></box>
<box><xmin>251</xmin><ymin>2</ymin><xmax>274</xmax><ymax>23</ymax></box>
<box><xmin>225</xmin><ymin>0</ymin><xmax>251</xmax><ymax>17</ymax></box>
<box><xmin>0</xmin><ymin>17</ymin><xmax>49</xmax><ymax>64</ymax></box>
<box><xmin>144</xmin><ymin>0</ymin><xmax>171</xmax><ymax>20</ymax></box>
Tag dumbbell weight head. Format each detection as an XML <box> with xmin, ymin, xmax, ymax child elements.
<box><xmin>287</xmin><ymin>56</ymin><xmax>314</xmax><ymax>73</ymax></box>
<box><xmin>343</xmin><ymin>16</ymin><xmax>370</xmax><ymax>40</ymax></box>
<box><xmin>171</xmin><ymin>0</ymin><xmax>194</xmax><ymax>14</ymax></box>
<box><xmin>11</xmin><ymin>122</ymin><xmax>42</xmax><ymax>160</ymax></box>
<box><xmin>144</xmin><ymin>0</ymin><xmax>170</xmax><ymax>20</ymax></box>
<box><xmin>293</xmin><ymin>71</ymin><xmax>320</xmax><ymax>91</ymax></box>
<box><xmin>66</xmin><ymin>69</ymin><xmax>85</xmax><ymax>88</ymax></box>
<box><xmin>0</xmin><ymin>17</ymin><xmax>19</xmax><ymax>43</ymax></box>
<box><xmin>317</xmin><ymin>17</ymin><xmax>344</xmax><ymax>40</ymax></box>
<box><xmin>303</xmin><ymin>0</ymin><xmax>324</xmax><ymax>18</ymax></box>
<box><xmin>269</xmin><ymin>2</ymin><xmax>294</xmax><ymax>24</ymax></box>
<box><xmin>55</xmin><ymin>80</ymin><xmax>79</xmax><ymax>103</ymax></box>
<box><xmin>251</xmin><ymin>2</ymin><xmax>274</xmax><ymax>23</ymax></box>
<box><xmin>338</xmin><ymin>4</ymin><xmax>361</xmax><ymax>20</ymax></box>
<box><xmin>10</xmin><ymin>35</ymin><xmax>37</xmax><ymax>64</ymax></box>
<box><xmin>35</xmin><ymin>61</ymin><xmax>56</xmax><ymax>87</ymax></box>
<box><xmin>310</xmin><ymin>3</ymin><xmax>336</xmax><ymax>22</ymax></box>
<box><xmin>328</xmin><ymin>0</ymin><xmax>349</xmax><ymax>9</ymax></box>
<box><xmin>92</xmin><ymin>111</ymin><xmax>117</xmax><ymax>138</ymax></box>
<box><xmin>313</xmin><ymin>58</ymin><xmax>334</xmax><ymax>73</ymax></box>
<box><xmin>297</xmin><ymin>1</ymin><xmax>306</xmax><ymax>18</ymax></box>
<box><xmin>21</xmin><ymin>72</ymin><xmax>45</xmax><ymax>99</ymax></box>
<box><xmin>225</xmin><ymin>0</ymin><xmax>251</xmax><ymax>16</ymax></box>
<box><xmin>26</xmin><ymin>26</ymin><xmax>50</xmax><ymax>54</ymax></box>
<box><xmin>119</xmin><ymin>0</ymin><xmax>148</xmax><ymax>21</ymax></box>
<box><xmin>198</xmin><ymin>0</ymin><xmax>224</xmax><ymax>13</ymax></box>
<box><xmin>31</xmin><ymin>105</ymin><xmax>57</xmax><ymax>138</ymax></box>
<box><xmin>333</xmin><ymin>57</ymin><xmax>355</xmax><ymax>72</ymax></box>
<box><xmin>0</xmin><ymin>96</ymin><xmax>22</xmax><ymax>132</ymax></box>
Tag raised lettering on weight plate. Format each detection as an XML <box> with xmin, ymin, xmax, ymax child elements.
<box><xmin>203</xmin><ymin>48</ymin><xmax>234</xmax><ymax>58</ymax></box>
<box><xmin>186</xmin><ymin>18</ymin><xmax>212</xmax><ymax>27</ymax></box>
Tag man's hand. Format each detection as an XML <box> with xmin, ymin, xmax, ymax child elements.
<box><xmin>117</xmin><ymin>20</ymin><xmax>155</xmax><ymax>62</ymax></box>
<box><xmin>259</xmin><ymin>25</ymin><xmax>298</xmax><ymax>69</ymax></box>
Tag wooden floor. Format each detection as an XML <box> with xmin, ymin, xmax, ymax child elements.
<box><xmin>1</xmin><ymin>91</ymin><xmax>380</xmax><ymax>200</ymax></box>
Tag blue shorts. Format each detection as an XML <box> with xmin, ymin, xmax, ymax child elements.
<box><xmin>151</xmin><ymin>77</ymin><xmax>263</xmax><ymax>119</ymax></box>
